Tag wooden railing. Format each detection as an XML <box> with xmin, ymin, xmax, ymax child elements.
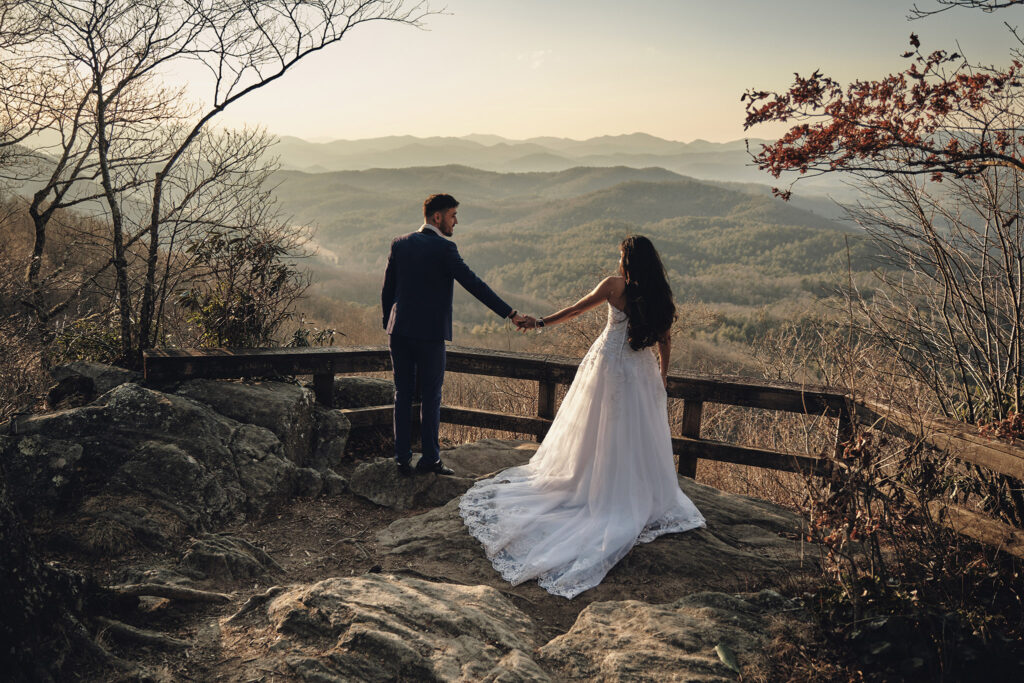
<box><xmin>144</xmin><ymin>344</ymin><xmax>1024</xmax><ymax>557</ymax></box>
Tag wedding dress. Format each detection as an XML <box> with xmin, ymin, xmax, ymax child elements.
<box><xmin>459</xmin><ymin>303</ymin><xmax>706</xmax><ymax>598</ymax></box>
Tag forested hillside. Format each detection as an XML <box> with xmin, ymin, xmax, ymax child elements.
<box><xmin>274</xmin><ymin>165</ymin><xmax>882</xmax><ymax>334</ymax></box>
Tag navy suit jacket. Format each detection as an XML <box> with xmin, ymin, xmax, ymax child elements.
<box><xmin>381</xmin><ymin>228</ymin><xmax>513</xmax><ymax>341</ymax></box>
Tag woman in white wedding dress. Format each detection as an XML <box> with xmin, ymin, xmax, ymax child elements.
<box><xmin>459</xmin><ymin>235</ymin><xmax>706</xmax><ymax>599</ymax></box>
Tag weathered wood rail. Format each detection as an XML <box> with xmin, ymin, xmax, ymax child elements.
<box><xmin>144</xmin><ymin>344</ymin><xmax>1024</xmax><ymax>558</ymax></box>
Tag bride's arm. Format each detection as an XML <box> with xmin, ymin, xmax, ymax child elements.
<box><xmin>657</xmin><ymin>330</ymin><xmax>671</xmax><ymax>387</ymax></box>
<box><xmin>537</xmin><ymin>277</ymin><xmax>618</xmax><ymax>328</ymax></box>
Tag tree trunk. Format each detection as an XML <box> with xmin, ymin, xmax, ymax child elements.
<box><xmin>93</xmin><ymin>91</ymin><xmax>135</xmax><ymax>366</ymax></box>
<box><xmin>0</xmin><ymin>460</ymin><xmax>84</xmax><ymax>681</ymax></box>
<box><xmin>138</xmin><ymin>171</ymin><xmax>164</xmax><ymax>353</ymax></box>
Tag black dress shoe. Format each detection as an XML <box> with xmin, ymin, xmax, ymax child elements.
<box><xmin>396</xmin><ymin>461</ymin><xmax>414</xmax><ymax>477</ymax></box>
<box><xmin>415</xmin><ymin>458</ymin><xmax>455</xmax><ymax>476</ymax></box>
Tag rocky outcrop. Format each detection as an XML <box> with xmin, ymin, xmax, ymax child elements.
<box><xmin>217</xmin><ymin>571</ymin><xmax>804</xmax><ymax>682</ymax></box>
<box><xmin>536</xmin><ymin>590</ymin><xmax>793</xmax><ymax>681</ymax></box>
<box><xmin>377</xmin><ymin>476</ymin><xmax>813</xmax><ymax>602</ymax></box>
<box><xmin>434</xmin><ymin>438</ymin><xmax>539</xmax><ymax>478</ymax></box>
<box><xmin>1</xmin><ymin>380</ymin><xmax>351</xmax><ymax>554</ymax></box>
<box><xmin>321</xmin><ymin>376</ymin><xmax>395</xmax><ymax>408</ymax></box>
<box><xmin>46</xmin><ymin>361</ymin><xmax>142</xmax><ymax>409</ymax></box>
<box><xmin>348</xmin><ymin>440</ymin><xmax>540</xmax><ymax>510</ymax></box>
<box><xmin>3</xmin><ymin>362</ymin><xmax>838</xmax><ymax>681</ymax></box>
<box><xmin>221</xmin><ymin>573</ymin><xmax>551</xmax><ymax>682</ymax></box>
<box><xmin>176</xmin><ymin>379</ymin><xmax>349</xmax><ymax>470</ymax></box>
<box><xmin>0</xmin><ymin>434</ymin><xmax>85</xmax><ymax>522</ymax></box>
<box><xmin>180</xmin><ymin>533</ymin><xmax>284</xmax><ymax>581</ymax></box>
<box><xmin>349</xmin><ymin>457</ymin><xmax>477</xmax><ymax>510</ymax></box>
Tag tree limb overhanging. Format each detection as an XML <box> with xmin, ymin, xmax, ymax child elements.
<box><xmin>743</xmin><ymin>34</ymin><xmax>1024</xmax><ymax>199</ymax></box>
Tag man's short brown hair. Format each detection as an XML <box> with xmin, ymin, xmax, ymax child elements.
<box><xmin>424</xmin><ymin>193</ymin><xmax>459</xmax><ymax>218</ymax></box>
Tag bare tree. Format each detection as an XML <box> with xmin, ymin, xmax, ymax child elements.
<box><xmin>2</xmin><ymin>0</ymin><xmax>434</xmax><ymax>364</ymax></box>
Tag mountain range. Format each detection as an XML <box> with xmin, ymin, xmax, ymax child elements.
<box><xmin>269</xmin><ymin>133</ymin><xmax>854</xmax><ymax>200</ymax></box>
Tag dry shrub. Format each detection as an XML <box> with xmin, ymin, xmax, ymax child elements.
<box><xmin>0</xmin><ymin>204</ymin><xmax>49</xmax><ymax>421</ymax></box>
<box><xmin>727</xmin><ymin>318</ymin><xmax>1024</xmax><ymax>678</ymax></box>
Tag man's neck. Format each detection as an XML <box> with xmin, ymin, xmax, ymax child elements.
<box><xmin>420</xmin><ymin>223</ymin><xmax>449</xmax><ymax>239</ymax></box>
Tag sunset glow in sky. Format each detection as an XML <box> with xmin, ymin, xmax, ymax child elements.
<box><xmin>200</xmin><ymin>0</ymin><xmax>1019</xmax><ymax>143</ymax></box>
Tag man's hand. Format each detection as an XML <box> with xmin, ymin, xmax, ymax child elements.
<box><xmin>511</xmin><ymin>313</ymin><xmax>536</xmax><ymax>330</ymax></box>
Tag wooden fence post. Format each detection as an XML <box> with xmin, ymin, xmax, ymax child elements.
<box><xmin>313</xmin><ymin>361</ymin><xmax>334</xmax><ymax>408</ymax></box>
<box><xmin>834</xmin><ymin>403</ymin><xmax>854</xmax><ymax>459</ymax></box>
<box><xmin>826</xmin><ymin>401</ymin><xmax>855</xmax><ymax>487</ymax></box>
<box><xmin>537</xmin><ymin>379</ymin><xmax>555</xmax><ymax>441</ymax></box>
<box><xmin>678</xmin><ymin>400</ymin><xmax>703</xmax><ymax>478</ymax></box>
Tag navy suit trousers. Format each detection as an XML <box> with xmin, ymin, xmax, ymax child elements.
<box><xmin>389</xmin><ymin>334</ymin><xmax>445</xmax><ymax>466</ymax></box>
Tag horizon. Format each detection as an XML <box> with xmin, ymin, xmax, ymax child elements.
<box><xmin>273</xmin><ymin>131</ymin><xmax>761</xmax><ymax>145</ymax></box>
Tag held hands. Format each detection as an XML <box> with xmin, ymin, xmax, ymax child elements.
<box><xmin>511</xmin><ymin>312</ymin><xmax>537</xmax><ymax>331</ymax></box>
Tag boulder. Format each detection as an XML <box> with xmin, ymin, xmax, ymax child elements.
<box><xmin>45</xmin><ymin>375</ymin><xmax>95</xmax><ymax>410</ymax></box>
<box><xmin>2</xmin><ymin>383</ymin><xmax>317</xmax><ymax>554</ymax></box>
<box><xmin>322</xmin><ymin>470</ymin><xmax>349</xmax><ymax>497</ymax></box>
<box><xmin>436</xmin><ymin>438</ymin><xmax>538</xmax><ymax>478</ymax></box>
<box><xmin>293</xmin><ymin>467</ymin><xmax>324</xmax><ymax>498</ymax></box>
<box><xmin>377</xmin><ymin>475</ymin><xmax>814</xmax><ymax>603</ymax></box>
<box><xmin>0</xmin><ymin>434</ymin><xmax>84</xmax><ymax>522</ymax></box>
<box><xmin>323</xmin><ymin>376</ymin><xmax>395</xmax><ymax>409</ymax></box>
<box><xmin>221</xmin><ymin>574</ymin><xmax>550</xmax><ymax>682</ymax></box>
<box><xmin>536</xmin><ymin>590</ymin><xmax>794</xmax><ymax>681</ymax></box>
<box><xmin>50</xmin><ymin>361</ymin><xmax>142</xmax><ymax>396</ymax></box>
<box><xmin>175</xmin><ymin>379</ymin><xmax>350</xmax><ymax>470</ymax></box>
<box><xmin>348</xmin><ymin>457</ymin><xmax>476</xmax><ymax>510</ymax></box>
<box><xmin>347</xmin><ymin>440</ymin><xmax>538</xmax><ymax>510</ymax></box>
<box><xmin>180</xmin><ymin>533</ymin><xmax>284</xmax><ymax>581</ymax></box>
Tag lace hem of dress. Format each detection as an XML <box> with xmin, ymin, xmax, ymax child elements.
<box><xmin>458</xmin><ymin>479</ymin><xmax>706</xmax><ymax>599</ymax></box>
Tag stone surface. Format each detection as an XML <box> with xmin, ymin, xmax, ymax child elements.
<box><xmin>324</xmin><ymin>376</ymin><xmax>395</xmax><ymax>409</ymax></box>
<box><xmin>536</xmin><ymin>590</ymin><xmax>793</xmax><ymax>681</ymax></box>
<box><xmin>437</xmin><ymin>438</ymin><xmax>539</xmax><ymax>478</ymax></box>
<box><xmin>45</xmin><ymin>375</ymin><xmax>95</xmax><ymax>410</ymax></box>
<box><xmin>0</xmin><ymin>434</ymin><xmax>84</xmax><ymax>522</ymax></box>
<box><xmin>175</xmin><ymin>379</ymin><xmax>350</xmax><ymax>470</ymax></box>
<box><xmin>349</xmin><ymin>457</ymin><xmax>476</xmax><ymax>510</ymax></box>
<box><xmin>180</xmin><ymin>533</ymin><xmax>284</xmax><ymax>581</ymax></box>
<box><xmin>221</xmin><ymin>574</ymin><xmax>550</xmax><ymax>682</ymax></box>
<box><xmin>1</xmin><ymin>383</ymin><xmax>331</xmax><ymax>554</ymax></box>
<box><xmin>347</xmin><ymin>440</ymin><xmax>538</xmax><ymax>511</ymax></box>
<box><xmin>322</xmin><ymin>470</ymin><xmax>349</xmax><ymax>496</ymax></box>
<box><xmin>50</xmin><ymin>361</ymin><xmax>142</xmax><ymax>396</ymax></box>
<box><xmin>377</xmin><ymin>476</ymin><xmax>814</xmax><ymax>603</ymax></box>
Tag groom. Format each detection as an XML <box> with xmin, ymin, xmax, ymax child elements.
<box><xmin>381</xmin><ymin>193</ymin><xmax>532</xmax><ymax>476</ymax></box>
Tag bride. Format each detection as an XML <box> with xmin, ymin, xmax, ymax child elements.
<box><xmin>459</xmin><ymin>235</ymin><xmax>706</xmax><ymax>599</ymax></box>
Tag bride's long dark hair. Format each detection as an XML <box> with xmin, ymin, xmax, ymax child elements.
<box><xmin>620</xmin><ymin>235</ymin><xmax>676</xmax><ymax>351</ymax></box>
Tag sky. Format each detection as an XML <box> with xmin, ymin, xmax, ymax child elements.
<box><xmin>196</xmin><ymin>0</ymin><xmax>1021</xmax><ymax>143</ymax></box>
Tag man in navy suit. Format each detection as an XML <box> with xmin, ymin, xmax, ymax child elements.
<box><xmin>382</xmin><ymin>194</ymin><xmax>532</xmax><ymax>476</ymax></box>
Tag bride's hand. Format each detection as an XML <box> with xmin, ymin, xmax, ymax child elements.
<box><xmin>513</xmin><ymin>314</ymin><xmax>536</xmax><ymax>331</ymax></box>
<box><xmin>661</xmin><ymin>372</ymin><xmax>668</xmax><ymax>389</ymax></box>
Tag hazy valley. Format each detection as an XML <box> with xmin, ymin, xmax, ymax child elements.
<box><xmin>273</xmin><ymin>144</ymin><xmax>880</xmax><ymax>366</ymax></box>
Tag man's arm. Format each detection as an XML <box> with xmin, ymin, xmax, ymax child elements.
<box><xmin>444</xmin><ymin>242</ymin><xmax>513</xmax><ymax>319</ymax></box>
<box><xmin>381</xmin><ymin>240</ymin><xmax>398</xmax><ymax>329</ymax></box>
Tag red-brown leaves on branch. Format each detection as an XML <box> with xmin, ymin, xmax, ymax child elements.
<box><xmin>743</xmin><ymin>36</ymin><xmax>1024</xmax><ymax>197</ymax></box>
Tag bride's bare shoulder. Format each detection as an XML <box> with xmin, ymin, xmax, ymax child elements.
<box><xmin>603</xmin><ymin>275</ymin><xmax>626</xmax><ymax>296</ymax></box>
